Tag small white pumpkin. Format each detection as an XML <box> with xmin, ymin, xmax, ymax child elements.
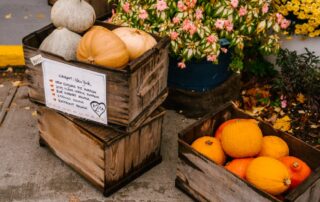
<box><xmin>51</xmin><ymin>0</ymin><xmax>96</xmax><ymax>33</ymax></box>
<box><xmin>40</xmin><ymin>27</ymin><xmax>81</xmax><ymax>61</ymax></box>
<box><xmin>112</xmin><ymin>27</ymin><xmax>157</xmax><ymax>60</ymax></box>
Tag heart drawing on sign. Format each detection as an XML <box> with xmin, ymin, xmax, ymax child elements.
<box><xmin>90</xmin><ymin>101</ymin><xmax>106</xmax><ymax>117</ymax></box>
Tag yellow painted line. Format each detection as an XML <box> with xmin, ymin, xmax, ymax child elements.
<box><xmin>0</xmin><ymin>45</ymin><xmax>25</xmax><ymax>67</ymax></box>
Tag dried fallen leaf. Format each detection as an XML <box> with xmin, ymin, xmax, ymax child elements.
<box><xmin>266</xmin><ymin>113</ymin><xmax>278</xmax><ymax>124</ymax></box>
<box><xmin>11</xmin><ymin>81</ymin><xmax>21</xmax><ymax>87</ymax></box>
<box><xmin>310</xmin><ymin>124</ymin><xmax>319</xmax><ymax>129</ymax></box>
<box><xmin>296</xmin><ymin>93</ymin><xmax>305</xmax><ymax>104</ymax></box>
<box><xmin>24</xmin><ymin>106</ymin><xmax>30</xmax><ymax>110</ymax></box>
<box><xmin>273</xmin><ymin>115</ymin><xmax>291</xmax><ymax>132</ymax></box>
<box><xmin>6</xmin><ymin>67</ymin><xmax>13</xmax><ymax>73</ymax></box>
<box><xmin>4</xmin><ymin>13</ymin><xmax>12</xmax><ymax>19</ymax></box>
<box><xmin>31</xmin><ymin>111</ymin><xmax>37</xmax><ymax>117</ymax></box>
<box><xmin>298</xmin><ymin>110</ymin><xmax>305</xmax><ymax>114</ymax></box>
<box><xmin>69</xmin><ymin>194</ymin><xmax>80</xmax><ymax>202</ymax></box>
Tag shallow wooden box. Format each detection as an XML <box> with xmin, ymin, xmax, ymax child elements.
<box><xmin>176</xmin><ymin>103</ymin><xmax>320</xmax><ymax>202</ymax></box>
<box><xmin>23</xmin><ymin>22</ymin><xmax>169</xmax><ymax>130</ymax></box>
<box><xmin>38</xmin><ymin>107</ymin><xmax>164</xmax><ymax>196</ymax></box>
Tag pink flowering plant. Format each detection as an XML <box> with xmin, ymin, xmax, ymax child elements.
<box><xmin>109</xmin><ymin>0</ymin><xmax>288</xmax><ymax>71</ymax></box>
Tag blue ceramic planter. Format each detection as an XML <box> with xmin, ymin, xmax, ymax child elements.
<box><xmin>168</xmin><ymin>51</ymin><xmax>232</xmax><ymax>92</ymax></box>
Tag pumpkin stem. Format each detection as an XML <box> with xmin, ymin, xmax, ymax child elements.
<box><xmin>283</xmin><ymin>178</ymin><xmax>291</xmax><ymax>186</ymax></box>
<box><xmin>291</xmin><ymin>161</ymin><xmax>301</xmax><ymax>171</ymax></box>
<box><xmin>87</xmin><ymin>56</ymin><xmax>94</xmax><ymax>64</ymax></box>
<box><xmin>205</xmin><ymin>140</ymin><xmax>213</xmax><ymax>145</ymax></box>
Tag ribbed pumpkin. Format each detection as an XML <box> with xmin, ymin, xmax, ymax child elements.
<box><xmin>215</xmin><ymin>119</ymin><xmax>258</xmax><ymax>140</ymax></box>
<box><xmin>220</xmin><ymin>121</ymin><xmax>263</xmax><ymax>158</ymax></box>
<box><xmin>191</xmin><ymin>136</ymin><xmax>226</xmax><ymax>165</ymax></box>
<box><xmin>40</xmin><ymin>27</ymin><xmax>81</xmax><ymax>61</ymax></box>
<box><xmin>279</xmin><ymin>156</ymin><xmax>311</xmax><ymax>189</ymax></box>
<box><xmin>259</xmin><ymin>136</ymin><xmax>289</xmax><ymax>159</ymax></box>
<box><xmin>246</xmin><ymin>157</ymin><xmax>291</xmax><ymax>195</ymax></box>
<box><xmin>76</xmin><ymin>26</ymin><xmax>129</xmax><ymax>69</ymax></box>
<box><xmin>51</xmin><ymin>0</ymin><xmax>96</xmax><ymax>33</ymax></box>
<box><xmin>225</xmin><ymin>158</ymin><xmax>254</xmax><ymax>179</ymax></box>
<box><xmin>112</xmin><ymin>27</ymin><xmax>157</xmax><ymax>60</ymax></box>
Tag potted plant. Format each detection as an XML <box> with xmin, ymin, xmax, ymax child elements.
<box><xmin>109</xmin><ymin>0</ymin><xmax>288</xmax><ymax>117</ymax></box>
<box><xmin>273</xmin><ymin>0</ymin><xmax>320</xmax><ymax>56</ymax></box>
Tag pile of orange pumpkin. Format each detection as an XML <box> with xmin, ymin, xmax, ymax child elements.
<box><xmin>191</xmin><ymin>119</ymin><xmax>312</xmax><ymax>197</ymax></box>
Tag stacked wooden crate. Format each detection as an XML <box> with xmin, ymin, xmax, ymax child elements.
<box><xmin>23</xmin><ymin>21</ymin><xmax>170</xmax><ymax>196</ymax></box>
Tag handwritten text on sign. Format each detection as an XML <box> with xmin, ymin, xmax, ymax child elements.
<box><xmin>42</xmin><ymin>58</ymin><xmax>107</xmax><ymax>124</ymax></box>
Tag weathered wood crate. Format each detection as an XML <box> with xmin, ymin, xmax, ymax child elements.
<box><xmin>23</xmin><ymin>21</ymin><xmax>169</xmax><ymax>130</ymax></box>
<box><xmin>176</xmin><ymin>103</ymin><xmax>320</xmax><ymax>202</ymax></box>
<box><xmin>38</xmin><ymin>106</ymin><xmax>164</xmax><ymax>196</ymax></box>
<box><xmin>48</xmin><ymin>0</ymin><xmax>112</xmax><ymax>19</ymax></box>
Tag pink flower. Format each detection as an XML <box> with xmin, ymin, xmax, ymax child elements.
<box><xmin>238</xmin><ymin>6</ymin><xmax>247</xmax><ymax>16</ymax></box>
<box><xmin>170</xmin><ymin>32</ymin><xmax>179</xmax><ymax>40</ymax></box>
<box><xmin>189</xmin><ymin>23</ymin><xmax>197</xmax><ymax>35</ymax></box>
<box><xmin>262</xmin><ymin>3</ymin><xmax>269</xmax><ymax>14</ymax></box>
<box><xmin>276</xmin><ymin>13</ymin><xmax>284</xmax><ymax>24</ymax></box>
<box><xmin>157</xmin><ymin>0</ymin><xmax>168</xmax><ymax>11</ymax></box>
<box><xmin>177</xmin><ymin>1</ymin><xmax>187</xmax><ymax>11</ymax></box>
<box><xmin>178</xmin><ymin>61</ymin><xmax>186</xmax><ymax>69</ymax></box>
<box><xmin>122</xmin><ymin>2</ymin><xmax>130</xmax><ymax>13</ymax></box>
<box><xmin>215</xmin><ymin>19</ymin><xmax>225</xmax><ymax>30</ymax></box>
<box><xmin>185</xmin><ymin>0</ymin><xmax>197</xmax><ymax>8</ymax></box>
<box><xmin>195</xmin><ymin>9</ymin><xmax>203</xmax><ymax>20</ymax></box>
<box><xmin>230</xmin><ymin>0</ymin><xmax>238</xmax><ymax>8</ymax></box>
<box><xmin>139</xmin><ymin>9</ymin><xmax>148</xmax><ymax>20</ymax></box>
<box><xmin>207</xmin><ymin>54</ymin><xmax>217</xmax><ymax>62</ymax></box>
<box><xmin>221</xmin><ymin>48</ymin><xmax>228</xmax><ymax>53</ymax></box>
<box><xmin>182</xmin><ymin>19</ymin><xmax>191</xmax><ymax>31</ymax></box>
<box><xmin>207</xmin><ymin>35</ymin><xmax>218</xmax><ymax>43</ymax></box>
<box><xmin>281</xmin><ymin>100</ymin><xmax>287</xmax><ymax>108</ymax></box>
<box><xmin>224</xmin><ymin>20</ymin><xmax>233</xmax><ymax>32</ymax></box>
<box><xmin>172</xmin><ymin>17</ymin><xmax>180</xmax><ymax>24</ymax></box>
<box><xmin>280</xmin><ymin>19</ymin><xmax>291</xmax><ymax>29</ymax></box>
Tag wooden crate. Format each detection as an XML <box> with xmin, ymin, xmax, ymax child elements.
<box><xmin>23</xmin><ymin>22</ymin><xmax>169</xmax><ymax>130</ymax></box>
<box><xmin>176</xmin><ymin>103</ymin><xmax>320</xmax><ymax>202</ymax></box>
<box><xmin>48</xmin><ymin>0</ymin><xmax>112</xmax><ymax>19</ymax></box>
<box><xmin>38</xmin><ymin>106</ymin><xmax>164</xmax><ymax>196</ymax></box>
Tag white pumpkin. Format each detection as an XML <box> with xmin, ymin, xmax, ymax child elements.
<box><xmin>112</xmin><ymin>27</ymin><xmax>157</xmax><ymax>60</ymax></box>
<box><xmin>51</xmin><ymin>0</ymin><xmax>96</xmax><ymax>33</ymax></box>
<box><xmin>40</xmin><ymin>27</ymin><xmax>81</xmax><ymax>61</ymax></box>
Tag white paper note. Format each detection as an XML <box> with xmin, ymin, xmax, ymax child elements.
<box><xmin>42</xmin><ymin>58</ymin><xmax>107</xmax><ymax>124</ymax></box>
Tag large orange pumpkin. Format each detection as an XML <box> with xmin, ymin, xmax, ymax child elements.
<box><xmin>279</xmin><ymin>156</ymin><xmax>311</xmax><ymax>189</ymax></box>
<box><xmin>215</xmin><ymin>119</ymin><xmax>257</xmax><ymax>140</ymax></box>
<box><xmin>246</xmin><ymin>157</ymin><xmax>291</xmax><ymax>195</ymax></box>
<box><xmin>76</xmin><ymin>26</ymin><xmax>129</xmax><ymax>69</ymax></box>
<box><xmin>220</xmin><ymin>121</ymin><xmax>263</xmax><ymax>158</ymax></box>
<box><xmin>191</xmin><ymin>136</ymin><xmax>226</xmax><ymax>165</ymax></box>
<box><xmin>225</xmin><ymin>158</ymin><xmax>254</xmax><ymax>179</ymax></box>
<box><xmin>258</xmin><ymin>136</ymin><xmax>289</xmax><ymax>159</ymax></box>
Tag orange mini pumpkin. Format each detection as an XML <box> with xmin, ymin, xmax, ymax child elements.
<box><xmin>215</xmin><ymin>119</ymin><xmax>257</xmax><ymax>140</ymax></box>
<box><xmin>225</xmin><ymin>158</ymin><xmax>254</xmax><ymax>179</ymax></box>
<box><xmin>76</xmin><ymin>26</ymin><xmax>129</xmax><ymax>69</ymax></box>
<box><xmin>191</xmin><ymin>136</ymin><xmax>226</xmax><ymax>165</ymax></box>
<box><xmin>279</xmin><ymin>156</ymin><xmax>311</xmax><ymax>189</ymax></box>
<box><xmin>259</xmin><ymin>136</ymin><xmax>289</xmax><ymax>159</ymax></box>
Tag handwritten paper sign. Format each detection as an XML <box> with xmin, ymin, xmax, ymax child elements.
<box><xmin>42</xmin><ymin>58</ymin><xmax>107</xmax><ymax>124</ymax></box>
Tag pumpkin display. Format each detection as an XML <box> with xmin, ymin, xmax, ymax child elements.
<box><xmin>51</xmin><ymin>0</ymin><xmax>96</xmax><ymax>33</ymax></box>
<box><xmin>246</xmin><ymin>157</ymin><xmax>291</xmax><ymax>195</ymax></box>
<box><xmin>220</xmin><ymin>121</ymin><xmax>263</xmax><ymax>158</ymax></box>
<box><xmin>225</xmin><ymin>158</ymin><xmax>254</xmax><ymax>179</ymax></box>
<box><xmin>258</xmin><ymin>136</ymin><xmax>289</xmax><ymax>159</ymax></box>
<box><xmin>40</xmin><ymin>27</ymin><xmax>81</xmax><ymax>61</ymax></box>
<box><xmin>112</xmin><ymin>27</ymin><xmax>157</xmax><ymax>60</ymax></box>
<box><xmin>215</xmin><ymin>119</ymin><xmax>258</xmax><ymax>140</ymax></box>
<box><xmin>279</xmin><ymin>156</ymin><xmax>311</xmax><ymax>189</ymax></box>
<box><xmin>76</xmin><ymin>26</ymin><xmax>129</xmax><ymax>68</ymax></box>
<box><xmin>191</xmin><ymin>136</ymin><xmax>226</xmax><ymax>165</ymax></box>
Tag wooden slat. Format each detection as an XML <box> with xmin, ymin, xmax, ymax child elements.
<box><xmin>38</xmin><ymin>108</ymin><xmax>105</xmax><ymax>189</ymax></box>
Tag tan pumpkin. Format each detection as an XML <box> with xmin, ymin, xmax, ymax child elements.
<box><xmin>51</xmin><ymin>0</ymin><xmax>96</xmax><ymax>33</ymax></box>
<box><xmin>40</xmin><ymin>27</ymin><xmax>81</xmax><ymax>61</ymax></box>
<box><xmin>246</xmin><ymin>157</ymin><xmax>291</xmax><ymax>195</ymax></box>
<box><xmin>112</xmin><ymin>27</ymin><xmax>157</xmax><ymax>60</ymax></box>
<box><xmin>76</xmin><ymin>26</ymin><xmax>129</xmax><ymax>68</ymax></box>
